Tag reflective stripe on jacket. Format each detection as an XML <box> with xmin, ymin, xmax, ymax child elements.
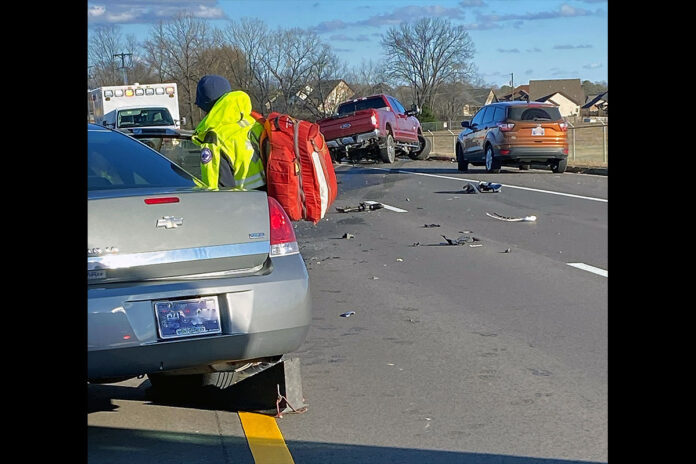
<box><xmin>192</xmin><ymin>91</ymin><xmax>266</xmax><ymax>190</ymax></box>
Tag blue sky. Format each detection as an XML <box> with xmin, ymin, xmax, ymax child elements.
<box><xmin>87</xmin><ymin>0</ymin><xmax>608</xmax><ymax>87</ymax></box>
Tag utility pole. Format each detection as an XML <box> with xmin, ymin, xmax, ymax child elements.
<box><xmin>510</xmin><ymin>73</ymin><xmax>514</xmax><ymax>101</ymax></box>
<box><xmin>113</xmin><ymin>52</ymin><xmax>132</xmax><ymax>85</ymax></box>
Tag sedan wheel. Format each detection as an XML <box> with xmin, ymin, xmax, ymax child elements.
<box><xmin>485</xmin><ymin>146</ymin><xmax>500</xmax><ymax>173</ymax></box>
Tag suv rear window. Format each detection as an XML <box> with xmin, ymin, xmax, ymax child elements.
<box><xmin>337</xmin><ymin>97</ymin><xmax>388</xmax><ymax>116</ymax></box>
<box><xmin>507</xmin><ymin>106</ymin><xmax>562</xmax><ymax>122</ymax></box>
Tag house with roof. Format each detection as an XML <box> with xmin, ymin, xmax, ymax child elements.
<box><xmin>461</xmin><ymin>87</ymin><xmax>498</xmax><ymax>116</ymax></box>
<box><xmin>497</xmin><ymin>85</ymin><xmax>530</xmax><ymax>102</ymax></box>
<box><xmin>536</xmin><ymin>91</ymin><xmax>581</xmax><ymax>118</ymax></box>
<box><xmin>295</xmin><ymin>79</ymin><xmax>355</xmax><ymax>115</ymax></box>
<box><xmin>528</xmin><ymin>79</ymin><xmax>585</xmax><ymax>117</ymax></box>
<box><xmin>582</xmin><ymin>91</ymin><xmax>608</xmax><ymax>116</ymax></box>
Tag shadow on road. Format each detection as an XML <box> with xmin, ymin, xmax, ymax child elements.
<box><xmin>88</xmin><ymin>383</ymin><xmax>605</xmax><ymax>464</ymax></box>
<box><xmin>88</xmin><ymin>424</ymin><xmax>605</xmax><ymax>464</ymax></box>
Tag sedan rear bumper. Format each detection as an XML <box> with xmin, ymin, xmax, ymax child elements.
<box><xmin>87</xmin><ymin>253</ymin><xmax>311</xmax><ymax>381</ymax></box>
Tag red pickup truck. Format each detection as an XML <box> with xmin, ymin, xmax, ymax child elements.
<box><xmin>317</xmin><ymin>94</ymin><xmax>431</xmax><ymax>163</ymax></box>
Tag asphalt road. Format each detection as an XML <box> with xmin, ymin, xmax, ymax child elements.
<box><xmin>87</xmin><ymin>158</ymin><xmax>608</xmax><ymax>464</ymax></box>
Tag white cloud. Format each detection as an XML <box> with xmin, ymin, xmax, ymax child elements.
<box><xmin>88</xmin><ymin>5</ymin><xmax>105</xmax><ymax>17</ymax></box>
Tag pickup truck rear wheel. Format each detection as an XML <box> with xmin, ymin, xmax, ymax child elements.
<box><xmin>409</xmin><ymin>135</ymin><xmax>431</xmax><ymax>160</ymax></box>
<box><xmin>380</xmin><ymin>133</ymin><xmax>396</xmax><ymax>163</ymax></box>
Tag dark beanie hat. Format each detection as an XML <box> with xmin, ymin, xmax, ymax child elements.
<box><xmin>195</xmin><ymin>75</ymin><xmax>232</xmax><ymax>112</ymax></box>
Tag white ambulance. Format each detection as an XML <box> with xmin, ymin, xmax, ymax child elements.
<box><xmin>88</xmin><ymin>83</ymin><xmax>185</xmax><ymax>131</ymax></box>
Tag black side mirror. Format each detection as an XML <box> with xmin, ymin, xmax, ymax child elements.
<box><xmin>406</xmin><ymin>104</ymin><xmax>421</xmax><ymax>117</ymax></box>
<box><xmin>461</xmin><ymin>120</ymin><xmax>471</xmax><ymax>128</ymax></box>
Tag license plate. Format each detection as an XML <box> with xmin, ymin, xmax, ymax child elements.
<box><xmin>532</xmin><ymin>127</ymin><xmax>545</xmax><ymax>136</ymax></box>
<box><xmin>154</xmin><ymin>296</ymin><xmax>221</xmax><ymax>340</ymax></box>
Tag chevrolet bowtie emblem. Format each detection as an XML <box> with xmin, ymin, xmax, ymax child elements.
<box><xmin>156</xmin><ymin>216</ymin><xmax>184</xmax><ymax>229</ymax></box>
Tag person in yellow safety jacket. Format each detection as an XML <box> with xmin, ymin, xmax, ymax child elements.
<box><xmin>192</xmin><ymin>75</ymin><xmax>266</xmax><ymax>190</ymax></box>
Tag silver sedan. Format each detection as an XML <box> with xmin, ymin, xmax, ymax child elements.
<box><xmin>87</xmin><ymin>124</ymin><xmax>311</xmax><ymax>390</ymax></box>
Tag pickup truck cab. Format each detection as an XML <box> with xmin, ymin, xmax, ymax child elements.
<box><xmin>317</xmin><ymin>94</ymin><xmax>431</xmax><ymax>163</ymax></box>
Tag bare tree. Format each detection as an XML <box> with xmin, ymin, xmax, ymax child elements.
<box><xmin>142</xmin><ymin>14</ymin><xmax>213</xmax><ymax>128</ymax></box>
<box><xmin>88</xmin><ymin>24</ymin><xmax>127</xmax><ymax>88</ymax></box>
<box><xmin>345</xmin><ymin>59</ymin><xmax>391</xmax><ymax>97</ymax></box>
<box><xmin>381</xmin><ymin>17</ymin><xmax>475</xmax><ymax>110</ymax></box>
<box><xmin>219</xmin><ymin>18</ymin><xmax>274</xmax><ymax>112</ymax></box>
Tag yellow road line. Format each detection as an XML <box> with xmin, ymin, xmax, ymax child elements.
<box><xmin>238</xmin><ymin>412</ymin><xmax>295</xmax><ymax>464</ymax></box>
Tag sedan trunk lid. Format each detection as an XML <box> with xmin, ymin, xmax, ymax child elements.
<box><xmin>88</xmin><ymin>189</ymin><xmax>270</xmax><ymax>284</ymax></box>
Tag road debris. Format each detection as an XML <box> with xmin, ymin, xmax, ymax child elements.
<box><xmin>340</xmin><ymin>311</ymin><xmax>356</xmax><ymax>318</ymax></box>
<box><xmin>462</xmin><ymin>183</ymin><xmax>478</xmax><ymax>194</ymax></box>
<box><xmin>371</xmin><ymin>276</ymin><xmax>380</xmax><ymax>280</ymax></box>
<box><xmin>469</xmin><ymin>244</ymin><xmax>483</xmax><ymax>248</ymax></box>
<box><xmin>342</xmin><ymin>233</ymin><xmax>355</xmax><ymax>239</ymax></box>
<box><xmin>441</xmin><ymin>234</ymin><xmax>482</xmax><ymax>246</ymax></box>
<box><xmin>486</xmin><ymin>212</ymin><xmax>537</xmax><ymax>222</ymax></box>
<box><xmin>503</xmin><ymin>248</ymin><xmax>511</xmax><ymax>253</ymax></box>
<box><xmin>396</xmin><ymin>258</ymin><xmax>404</xmax><ymax>262</ymax></box>
<box><xmin>478</xmin><ymin>182</ymin><xmax>502</xmax><ymax>193</ymax></box>
<box><xmin>336</xmin><ymin>202</ymin><xmax>384</xmax><ymax>213</ymax></box>
<box><xmin>423</xmin><ymin>223</ymin><xmax>441</xmax><ymax>228</ymax></box>
<box><xmin>410</xmin><ymin>242</ymin><xmax>421</xmax><ymax>247</ymax></box>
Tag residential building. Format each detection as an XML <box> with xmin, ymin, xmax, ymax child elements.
<box><xmin>295</xmin><ymin>79</ymin><xmax>355</xmax><ymax>115</ymax></box>
<box><xmin>461</xmin><ymin>88</ymin><xmax>498</xmax><ymax>116</ymax></box>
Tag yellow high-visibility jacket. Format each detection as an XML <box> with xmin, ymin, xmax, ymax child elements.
<box><xmin>192</xmin><ymin>91</ymin><xmax>266</xmax><ymax>190</ymax></box>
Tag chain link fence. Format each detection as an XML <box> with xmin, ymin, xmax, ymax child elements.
<box><xmin>420</xmin><ymin>119</ymin><xmax>608</xmax><ymax>167</ymax></box>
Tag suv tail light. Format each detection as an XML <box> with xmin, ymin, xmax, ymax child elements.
<box><xmin>370</xmin><ymin>112</ymin><xmax>378</xmax><ymax>127</ymax></box>
<box><xmin>268</xmin><ymin>196</ymin><xmax>299</xmax><ymax>257</ymax></box>
<box><xmin>497</xmin><ymin>122</ymin><xmax>515</xmax><ymax>132</ymax></box>
<box><xmin>558</xmin><ymin>122</ymin><xmax>568</xmax><ymax>131</ymax></box>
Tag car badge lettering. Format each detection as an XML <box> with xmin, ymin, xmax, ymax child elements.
<box><xmin>157</xmin><ymin>216</ymin><xmax>184</xmax><ymax>229</ymax></box>
<box><xmin>340</xmin><ymin>123</ymin><xmax>351</xmax><ymax>129</ymax></box>
<box><xmin>88</xmin><ymin>247</ymin><xmax>119</xmax><ymax>257</ymax></box>
<box><xmin>249</xmin><ymin>232</ymin><xmax>265</xmax><ymax>239</ymax></box>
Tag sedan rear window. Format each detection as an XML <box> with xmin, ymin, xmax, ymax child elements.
<box><xmin>337</xmin><ymin>97</ymin><xmax>388</xmax><ymax>116</ymax></box>
<box><xmin>88</xmin><ymin>129</ymin><xmax>196</xmax><ymax>191</ymax></box>
<box><xmin>507</xmin><ymin>106</ymin><xmax>562</xmax><ymax>122</ymax></box>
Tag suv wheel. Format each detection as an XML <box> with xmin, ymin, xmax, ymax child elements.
<box><xmin>552</xmin><ymin>158</ymin><xmax>567</xmax><ymax>173</ymax></box>
<box><xmin>456</xmin><ymin>144</ymin><xmax>468</xmax><ymax>171</ymax></box>
<box><xmin>380</xmin><ymin>133</ymin><xmax>396</xmax><ymax>163</ymax></box>
<box><xmin>485</xmin><ymin>145</ymin><xmax>501</xmax><ymax>173</ymax></box>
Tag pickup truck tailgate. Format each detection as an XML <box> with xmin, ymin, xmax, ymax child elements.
<box><xmin>319</xmin><ymin>110</ymin><xmax>377</xmax><ymax>140</ymax></box>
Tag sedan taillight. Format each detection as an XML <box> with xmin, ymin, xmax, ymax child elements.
<box><xmin>497</xmin><ymin>122</ymin><xmax>515</xmax><ymax>132</ymax></box>
<box><xmin>268</xmin><ymin>196</ymin><xmax>299</xmax><ymax>257</ymax></box>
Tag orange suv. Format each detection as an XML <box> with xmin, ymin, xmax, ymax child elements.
<box><xmin>456</xmin><ymin>102</ymin><xmax>569</xmax><ymax>173</ymax></box>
